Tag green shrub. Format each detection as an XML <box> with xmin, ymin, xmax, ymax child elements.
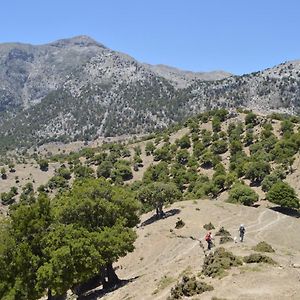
<box><xmin>1</xmin><ymin>191</ymin><xmax>15</xmax><ymax>205</ymax></box>
<box><xmin>252</xmin><ymin>241</ymin><xmax>275</xmax><ymax>253</ymax></box>
<box><xmin>175</xmin><ymin>218</ymin><xmax>185</xmax><ymax>229</ymax></box>
<box><xmin>215</xmin><ymin>227</ymin><xmax>231</xmax><ymax>237</ymax></box>
<box><xmin>202</xmin><ymin>247</ymin><xmax>242</xmax><ymax>278</ymax></box>
<box><xmin>176</xmin><ymin>134</ymin><xmax>191</xmax><ymax>149</ymax></box>
<box><xmin>203</xmin><ymin>222</ymin><xmax>215</xmax><ymax>230</ymax></box>
<box><xmin>38</xmin><ymin>159</ymin><xmax>49</xmax><ymax>171</ymax></box>
<box><xmin>243</xmin><ymin>253</ymin><xmax>276</xmax><ymax>265</ymax></box>
<box><xmin>228</xmin><ymin>183</ymin><xmax>258</xmax><ymax>206</ymax></box>
<box><xmin>266</xmin><ymin>181</ymin><xmax>299</xmax><ymax>209</ymax></box>
<box><xmin>168</xmin><ymin>276</ymin><xmax>213</xmax><ymax>299</ymax></box>
<box><xmin>219</xmin><ymin>236</ymin><xmax>234</xmax><ymax>244</ymax></box>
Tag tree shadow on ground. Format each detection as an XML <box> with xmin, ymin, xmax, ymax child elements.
<box><xmin>269</xmin><ymin>206</ymin><xmax>300</xmax><ymax>218</ymax></box>
<box><xmin>140</xmin><ymin>208</ymin><xmax>181</xmax><ymax>227</ymax></box>
<box><xmin>78</xmin><ymin>276</ymin><xmax>139</xmax><ymax>300</ymax></box>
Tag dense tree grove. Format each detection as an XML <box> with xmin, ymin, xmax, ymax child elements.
<box><xmin>0</xmin><ymin>179</ymin><xmax>140</xmax><ymax>299</ymax></box>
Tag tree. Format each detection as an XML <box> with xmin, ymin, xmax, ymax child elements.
<box><xmin>261</xmin><ymin>172</ymin><xmax>282</xmax><ymax>192</ymax></box>
<box><xmin>201</xmin><ymin>150</ymin><xmax>220</xmax><ymax>168</ymax></box>
<box><xmin>97</xmin><ymin>160</ymin><xmax>113</xmax><ymax>178</ymax></box>
<box><xmin>153</xmin><ymin>145</ymin><xmax>173</xmax><ymax>162</ymax></box>
<box><xmin>170</xmin><ymin>163</ymin><xmax>188</xmax><ymax>191</ymax></box>
<box><xmin>212</xmin><ymin>116</ymin><xmax>221</xmax><ymax>132</ymax></box>
<box><xmin>266</xmin><ymin>182</ymin><xmax>299</xmax><ymax>209</ymax></box>
<box><xmin>176</xmin><ymin>149</ymin><xmax>190</xmax><ymax>165</ymax></box>
<box><xmin>133</xmin><ymin>145</ymin><xmax>142</xmax><ymax>156</ymax></box>
<box><xmin>1</xmin><ymin>167</ymin><xmax>7</xmax><ymax>179</ymax></box>
<box><xmin>56</xmin><ymin>167</ymin><xmax>71</xmax><ymax>180</ymax></box>
<box><xmin>1</xmin><ymin>191</ymin><xmax>15</xmax><ymax>205</ymax></box>
<box><xmin>137</xmin><ymin>182</ymin><xmax>182</xmax><ymax>217</ymax></box>
<box><xmin>211</xmin><ymin>174</ymin><xmax>227</xmax><ymax>195</ymax></box>
<box><xmin>39</xmin><ymin>159</ymin><xmax>49</xmax><ymax>171</ymax></box>
<box><xmin>244</xmin><ymin>130</ymin><xmax>254</xmax><ymax>146</ymax></box>
<box><xmin>142</xmin><ymin>162</ymin><xmax>169</xmax><ymax>184</ymax></box>
<box><xmin>281</xmin><ymin>119</ymin><xmax>294</xmax><ymax>137</ymax></box>
<box><xmin>52</xmin><ymin>179</ymin><xmax>139</xmax><ymax>292</ymax></box>
<box><xmin>111</xmin><ymin>161</ymin><xmax>133</xmax><ymax>182</ymax></box>
<box><xmin>228</xmin><ymin>183</ymin><xmax>259</xmax><ymax>206</ymax></box>
<box><xmin>201</xmin><ymin>130</ymin><xmax>212</xmax><ymax>147</ymax></box>
<box><xmin>244</xmin><ymin>160</ymin><xmax>270</xmax><ymax>184</ymax></box>
<box><xmin>121</xmin><ymin>147</ymin><xmax>131</xmax><ymax>158</ymax></box>
<box><xmin>145</xmin><ymin>141</ymin><xmax>156</xmax><ymax>156</ymax></box>
<box><xmin>176</xmin><ymin>135</ymin><xmax>191</xmax><ymax>149</ymax></box>
<box><xmin>0</xmin><ymin>179</ymin><xmax>140</xmax><ymax>299</ymax></box>
<box><xmin>214</xmin><ymin>108</ymin><xmax>228</xmax><ymax>121</ymax></box>
<box><xmin>8</xmin><ymin>163</ymin><xmax>15</xmax><ymax>172</ymax></box>
<box><xmin>211</xmin><ymin>140</ymin><xmax>228</xmax><ymax>154</ymax></box>
<box><xmin>193</xmin><ymin>141</ymin><xmax>205</xmax><ymax>159</ymax></box>
<box><xmin>74</xmin><ymin>165</ymin><xmax>94</xmax><ymax>179</ymax></box>
<box><xmin>48</xmin><ymin>175</ymin><xmax>68</xmax><ymax>190</ymax></box>
<box><xmin>245</xmin><ymin>112</ymin><xmax>257</xmax><ymax>126</ymax></box>
<box><xmin>0</xmin><ymin>194</ymin><xmax>53</xmax><ymax>300</ymax></box>
<box><xmin>230</xmin><ymin>140</ymin><xmax>243</xmax><ymax>155</ymax></box>
<box><xmin>20</xmin><ymin>182</ymin><xmax>35</xmax><ymax>203</ymax></box>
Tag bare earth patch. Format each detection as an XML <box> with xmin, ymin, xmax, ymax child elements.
<box><xmin>98</xmin><ymin>200</ymin><xmax>300</xmax><ymax>300</ymax></box>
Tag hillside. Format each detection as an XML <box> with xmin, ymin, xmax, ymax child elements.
<box><xmin>0</xmin><ymin>36</ymin><xmax>300</xmax><ymax>151</ymax></box>
<box><xmin>1</xmin><ymin>109</ymin><xmax>300</xmax><ymax>300</ymax></box>
<box><xmin>104</xmin><ymin>200</ymin><xmax>300</xmax><ymax>300</ymax></box>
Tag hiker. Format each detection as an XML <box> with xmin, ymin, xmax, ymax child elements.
<box><xmin>205</xmin><ymin>231</ymin><xmax>213</xmax><ymax>250</ymax></box>
<box><xmin>239</xmin><ymin>224</ymin><xmax>245</xmax><ymax>242</ymax></box>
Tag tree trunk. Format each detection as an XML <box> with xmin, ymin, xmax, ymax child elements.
<box><xmin>47</xmin><ymin>289</ymin><xmax>66</xmax><ymax>300</ymax></box>
<box><xmin>72</xmin><ymin>273</ymin><xmax>103</xmax><ymax>295</ymax></box>
<box><xmin>102</xmin><ymin>263</ymin><xmax>120</xmax><ymax>289</ymax></box>
<box><xmin>157</xmin><ymin>202</ymin><xmax>164</xmax><ymax>218</ymax></box>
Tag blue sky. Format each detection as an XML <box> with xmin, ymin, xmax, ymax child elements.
<box><xmin>0</xmin><ymin>0</ymin><xmax>299</xmax><ymax>75</ymax></box>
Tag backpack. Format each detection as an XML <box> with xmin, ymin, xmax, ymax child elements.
<box><xmin>205</xmin><ymin>233</ymin><xmax>211</xmax><ymax>241</ymax></box>
<box><xmin>240</xmin><ymin>226</ymin><xmax>245</xmax><ymax>234</ymax></box>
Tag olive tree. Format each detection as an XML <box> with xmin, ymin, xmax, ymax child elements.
<box><xmin>266</xmin><ymin>181</ymin><xmax>299</xmax><ymax>209</ymax></box>
<box><xmin>137</xmin><ymin>182</ymin><xmax>182</xmax><ymax>217</ymax></box>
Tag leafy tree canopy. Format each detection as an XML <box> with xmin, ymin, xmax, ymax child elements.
<box><xmin>266</xmin><ymin>181</ymin><xmax>299</xmax><ymax>209</ymax></box>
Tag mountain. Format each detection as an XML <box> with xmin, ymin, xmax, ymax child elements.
<box><xmin>144</xmin><ymin>64</ymin><xmax>231</xmax><ymax>88</ymax></box>
<box><xmin>0</xmin><ymin>35</ymin><xmax>299</xmax><ymax>151</ymax></box>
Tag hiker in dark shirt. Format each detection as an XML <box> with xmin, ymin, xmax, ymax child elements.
<box><xmin>239</xmin><ymin>224</ymin><xmax>245</xmax><ymax>242</ymax></box>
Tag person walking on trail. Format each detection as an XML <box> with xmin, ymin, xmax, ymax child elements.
<box><xmin>205</xmin><ymin>231</ymin><xmax>213</xmax><ymax>250</ymax></box>
<box><xmin>239</xmin><ymin>224</ymin><xmax>245</xmax><ymax>242</ymax></box>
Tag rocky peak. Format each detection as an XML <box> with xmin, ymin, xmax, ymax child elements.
<box><xmin>47</xmin><ymin>35</ymin><xmax>105</xmax><ymax>49</ymax></box>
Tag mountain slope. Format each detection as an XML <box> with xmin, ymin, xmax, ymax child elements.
<box><xmin>144</xmin><ymin>63</ymin><xmax>231</xmax><ymax>88</ymax></box>
<box><xmin>0</xmin><ymin>36</ymin><xmax>300</xmax><ymax>151</ymax></box>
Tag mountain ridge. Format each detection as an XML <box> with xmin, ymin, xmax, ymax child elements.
<box><xmin>0</xmin><ymin>36</ymin><xmax>300</xmax><ymax>151</ymax></box>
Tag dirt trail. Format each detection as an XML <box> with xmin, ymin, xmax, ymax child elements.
<box><xmin>93</xmin><ymin>200</ymin><xmax>300</xmax><ymax>300</ymax></box>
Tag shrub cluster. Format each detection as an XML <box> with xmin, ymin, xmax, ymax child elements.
<box><xmin>243</xmin><ymin>253</ymin><xmax>276</xmax><ymax>265</ymax></box>
<box><xmin>203</xmin><ymin>222</ymin><xmax>215</xmax><ymax>230</ymax></box>
<box><xmin>175</xmin><ymin>218</ymin><xmax>185</xmax><ymax>229</ymax></box>
<box><xmin>168</xmin><ymin>275</ymin><xmax>213</xmax><ymax>299</ymax></box>
<box><xmin>215</xmin><ymin>227</ymin><xmax>231</xmax><ymax>237</ymax></box>
<box><xmin>219</xmin><ymin>236</ymin><xmax>234</xmax><ymax>244</ymax></box>
<box><xmin>252</xmin><ymin>241</ymin><xmax>275</xmax><ymax>253</ymax></box>
<box><xmin>202</xmin><ymin>247</ymin><xmax>242</xmax><ymax>278</ymax></box>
